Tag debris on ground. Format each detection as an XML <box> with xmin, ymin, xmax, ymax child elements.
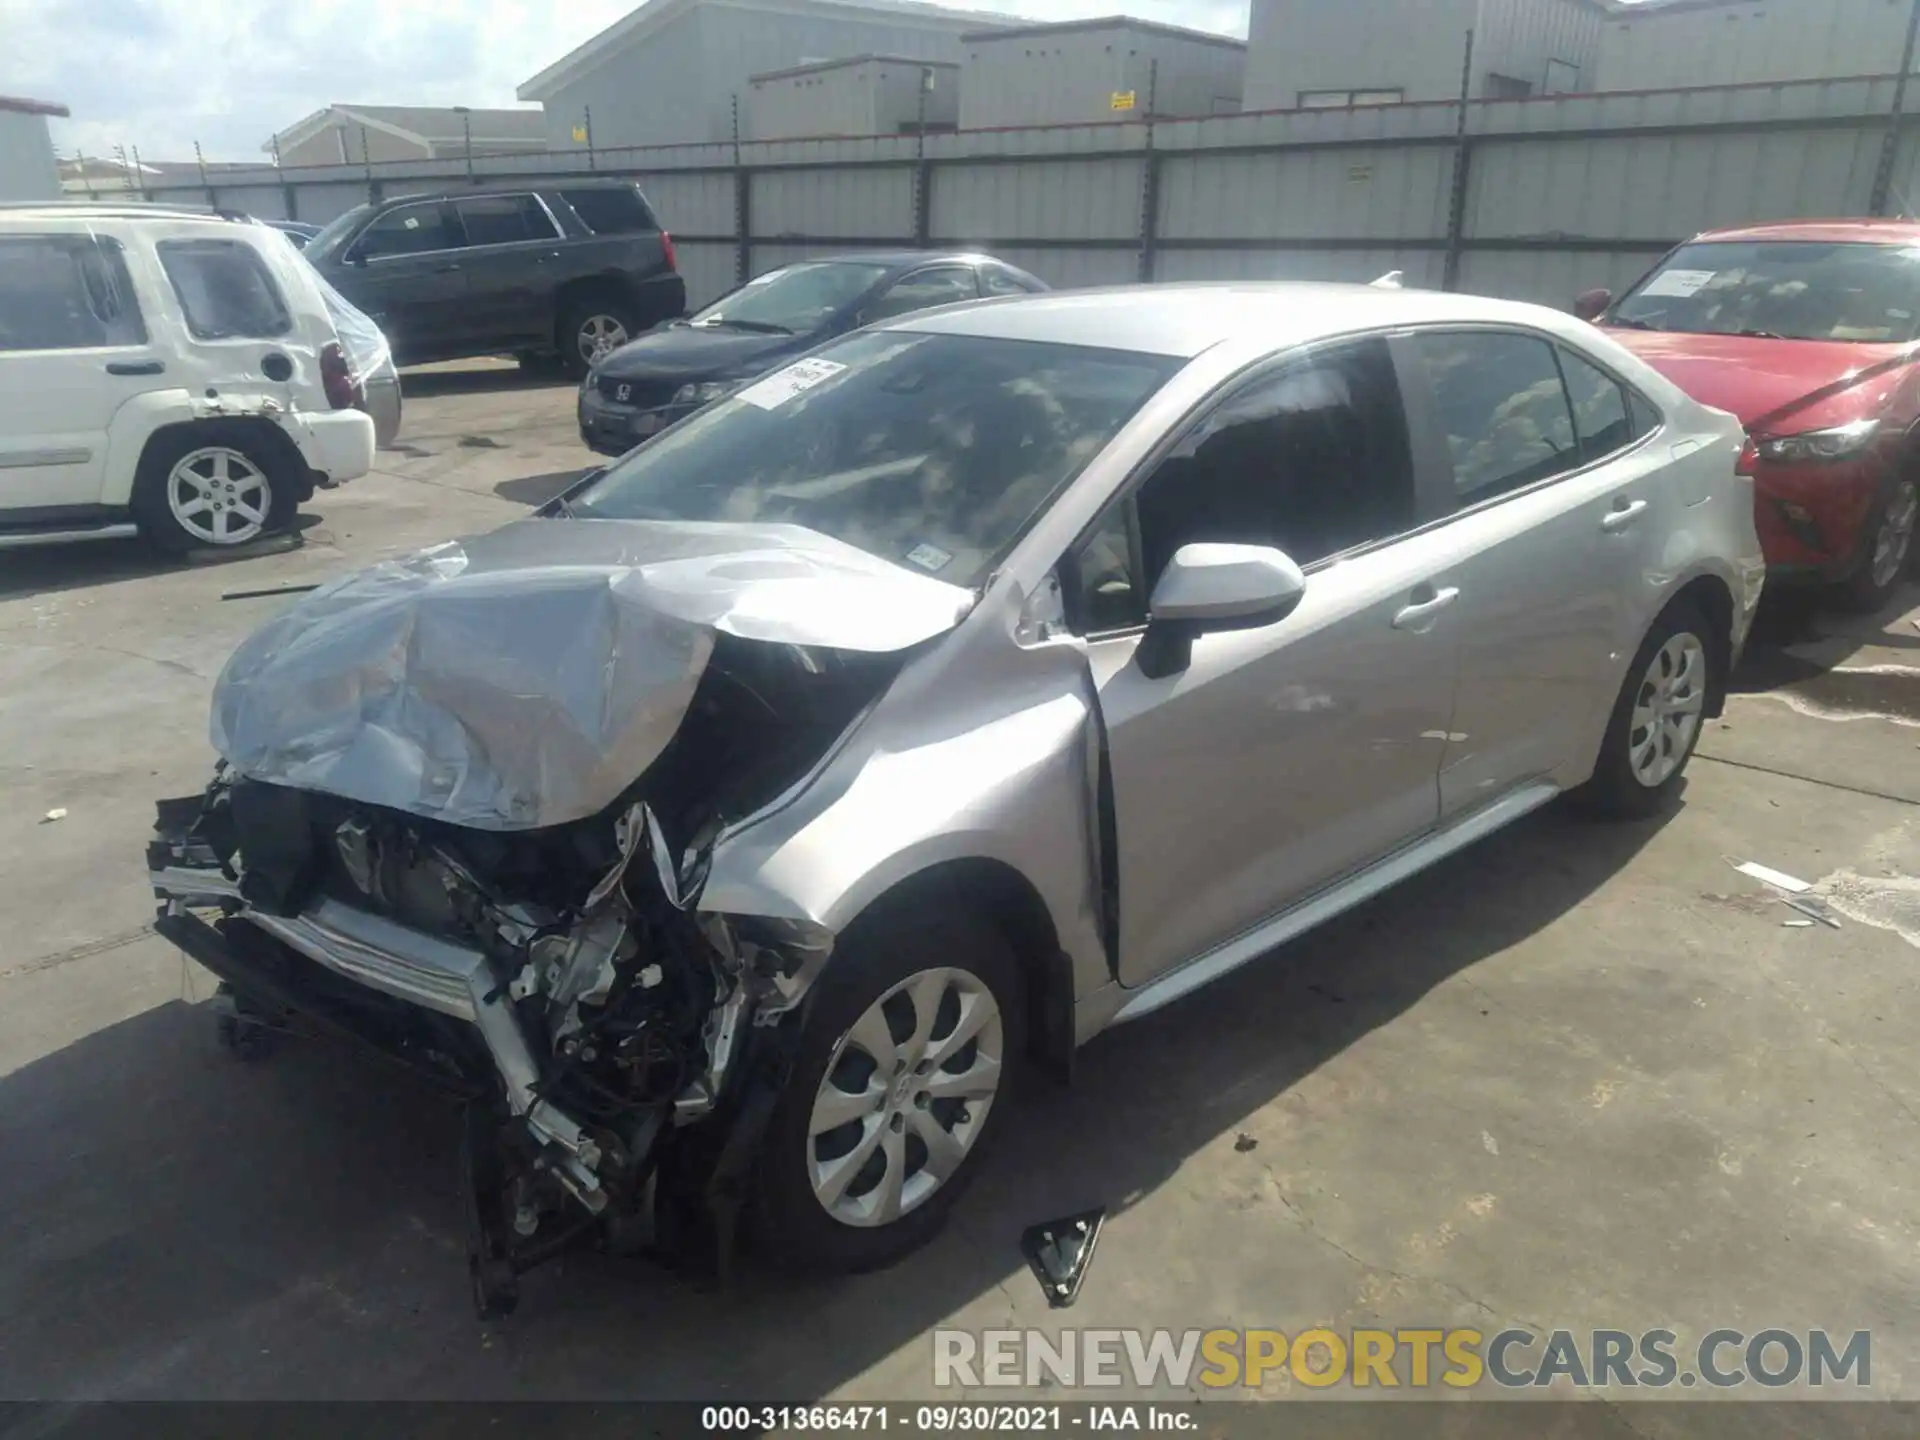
<box><xmin>1234</xmin><ymin>1133</ymin><xmax>1258</xmax><ymax>1153</ymax></box>
<box><xmin>40</xmin><ymin>808</ymin><xmax>66</xmax><ymax>824</ymax></box>
<box><xmin>1730</xmin><ymin>859</ymin><xmax>1812</xmax><ymax>894</ymax></box>
<box><xmin>1021</xmin><ymin>1209</ymin><xmax>1106</xmax><ymax>1309</ymax></box>
<box><xmin>1783</xmin><ymin>919</ymin><xmax>1815</xmax><ymax>928</ymax></box>
<box><xmin>1782</xmin><ymin>895</ymin><xmax>1842</xmax><ymax>929</ymax></box>
<box><xmin>222</xmin><ymin>583</ymin><xmax>324</xmax><ymax>602</ymax></box>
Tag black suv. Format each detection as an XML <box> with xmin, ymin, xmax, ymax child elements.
<box><xmin>304</xmin><ymin>182</ymin><xmax>685</xmax><ymax>377</ymax></box>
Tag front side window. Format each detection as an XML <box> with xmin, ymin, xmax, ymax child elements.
<box><xmin>1611</xmin><ymin>240</ymin><xmax>1920</xmax><ymax>343</ymax></box>
<box><xmin>0</xmin><ymin>234</ymin><xmax>145</xmax><ymax>351</ymax></box>
<box><xmin>354</xmin><ymin>202</ymin><xmax>457</xmax><ymax>260</ymax></box>
<box><xmin>864</xmin><ymin>266</ymin><xmax>979</xmax><ymax>322</ymax></box>
<box><xmin>688</xmin><ymin>261</ymin><xmax>892</xmax><ymax>335</ymax></box>
<box><xmin>454</xmin><ymin>194</ymin><xmax>558</xmax><ymax>247</ymax></box>
<box><xmin>1414</xmin><ymin>331</ymin><xmax>1578</xmax><ymax>505</ymax></box>
<box><xmin>571</xmin><ymin>330</ymin><xmax>1179</xmax><ymax>587</ymax></box>
<box><xmin>1070</xmin><ymin>337</ymin><xmax>1416</xmax><ymax>633</ymax></box>
<box><xmin>157</xmin><ymin>239</ymin><xmax>291</xmax><ymax>341</ymax></box>
<box><xmin>981</xmin><ymin>265</ymin><xmax>1043</xmax><ymax>297</ymax></box>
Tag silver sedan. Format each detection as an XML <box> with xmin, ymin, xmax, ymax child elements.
<box><xmin>149</xmin><ymin>282</ymin><xmax>1764</xmax><ymax>1304</ymax></box>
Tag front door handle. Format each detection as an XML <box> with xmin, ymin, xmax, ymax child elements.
<box><xmin>431</xmin><ymin>263</ymin><xmax>462</xmax><ymax>274</ymax></box>
<box><xmin>1392</xmin><ymin>586</ymin><xmax>1460</xmax><ymax>631</ymax></box>
<box><xmin>105</xmin><ymin>359</ymin><xmax>164</xmax><ymax>376</ymax></box>
<box><xmin>1602</xmin><ymin>498</ymin><xmax>1649</xmax><ymax>531</ymax></box>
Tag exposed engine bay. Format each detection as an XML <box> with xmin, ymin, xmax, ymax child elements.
<box><xmin>148</xmin><ymin>630</ymin><xmax>900</xmax><ymax>1316</ymax></box>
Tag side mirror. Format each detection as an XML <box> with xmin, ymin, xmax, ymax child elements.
<box><xmin>1135</xmin><ymin>542</ymin><xmax>1307</xmax><ymax>680</ymax></box>
<box><xmin>1573</xmin><ymin>287</ymin><xmax>1611</xmax><ymax>322</ymax></box>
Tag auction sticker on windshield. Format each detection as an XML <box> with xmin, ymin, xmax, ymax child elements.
<box><xmin>1639</xmin><ymin>268</ymin><xmax>1715</xmax><ymax>299</ymax></box>
<box><xmin>738</xmin><ymin>357</ymin><xmax>847</xmax><ymax>410</ymax></box>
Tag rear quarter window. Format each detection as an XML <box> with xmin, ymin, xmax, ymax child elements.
<box><xmin>560</xmin><ymin>187</ymin><xmax>659</xmax><ymax>235</ymax></box>
<box><xmin>0</xmin><ymin>234</ymin><xmax>146</xmax><ymax>351</ymax></box>
<box><xmin>157</xmin><ymin>239</ymin><xmax>292</xmax><ymax>340</ymax></box>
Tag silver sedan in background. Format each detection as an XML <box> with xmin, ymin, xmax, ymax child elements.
<box><xmin>148</xmin><ymin>283</ymin><xmax>1762</xmax><ymax>1309</ymax></box>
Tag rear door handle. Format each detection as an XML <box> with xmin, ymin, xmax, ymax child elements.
<box><xmin>431</xmin><ymin>263</ymin><xmax>462</xmax><ymax>274</ymax></box>
<box><xmin>1602</xmin><ymin>498</ymin><xmax>1649</xmax><ymax>531</ymax></box>
<box><xmin>105</xmin><ymin>360</ymin><xmax>164</xmax><ymax>376</ymax></box>
<box><xmin>1392</xmin><ymin>586</ymin><xmax>1460</xmax><ymax>630</ymax></box>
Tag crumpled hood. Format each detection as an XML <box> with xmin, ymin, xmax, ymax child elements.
<box><xmin>1605</xmin><ymin>327</ymin><xmax>1914</xmax><ymax>431</ymax></box>
<box><xmin>211</xmin><ymin>518</ymin><xmax>975</xmax><ymax>831</ymax></box>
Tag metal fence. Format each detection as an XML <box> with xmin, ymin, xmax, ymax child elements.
<box><xmin>134</xmin><ymin>71</ymin><xmax>1920</xmax><ymax>314</ymax></box>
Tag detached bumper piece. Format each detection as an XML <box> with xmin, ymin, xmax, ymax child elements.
<box><xmin>146</xmin><ymin>784</ymin><xmax>799</xmax><ymax>1317</ymax></box>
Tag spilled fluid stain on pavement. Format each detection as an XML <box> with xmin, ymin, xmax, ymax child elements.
<box><xmin>1737</xmin><ymin>663</ymin><xmax>1920</xmax><ymax>728</ymax></box>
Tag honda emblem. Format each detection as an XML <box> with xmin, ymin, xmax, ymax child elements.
<box><xmin>615</xmin><ymin>383</ymin><xmax>632</xmax><ymax>403</ymax></box>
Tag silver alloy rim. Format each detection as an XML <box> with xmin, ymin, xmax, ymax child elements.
<box><xmin>577</xmin><ymin>314</ymin><xmax>628</xmax><ymax>364</ymax></box>
<box><xmin>1629</xmin><ymin>632</ymin><xmax>1706</xmax><ymax>788</ymax></box>
<box><xmin>807</xmin><ymin>966</ymin><xmax>1004</xmax><ymax>1228</ymax></box>
<box><xmin>1869</xmin><ymin>481</ymin><xmax>1917</xmax><ymax>589</ymax></box>
<box><xmin>166</xmin><ymin>446</ymin><xmax>269</xmax><ymax>546</ymax></box>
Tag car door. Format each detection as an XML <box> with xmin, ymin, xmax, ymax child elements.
<box><xmin>336</xmin><ymin>200</ymin><xmax>468</xmax><ymax>363</ymax></box>
<box><xmin>1399</xmin><ymin>329</ymin><xmax>1664</xmax><ymax>815</ymax></box>
<box><xmin>0</xmin><ymin>229</ymin><xmax>162</xmax><ymax>512</ymax></box>
<box><xmin>860</xmin><ymin>264</ymin><xmax>980</xmax><ymax>324</ymax></box>
<box><xmin>448</xmin><ymin>193</ymin><xmax>563</xmax><ymax>349</ymax></box>
<box><xmin>1065</xmin><ymin>336</ymin><xmax>1462</xmax><ymax>988</ymax></box>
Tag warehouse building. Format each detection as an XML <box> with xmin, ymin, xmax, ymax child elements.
<box><xmin>956</xmin><ymin>15</ymin><xmax>1245</xmax><ymax>129</ymax></box>
<box><xmin>0</xmin><ymin>95</ymin><xmax>66</xmax><ymax>202</ymax></box>
<box><xmin>1241</xmin><ymin>0</ymin><xmax>1604</xmax><ymax>108</ymax></box>
<box><xmin>519</xmin><ymin>0</ymin><xmax>1012</xmax><ymax>152</ymax></box>
<box><xmin>747</xmin><ymin>55</ymin><xmax>958</xmax><ymax>139</ymax></box>
<box><xmin>264</xmin><ymin>105</ymin><xmax>547</xmax><ymax>167</ymax></box>
<box><xmin>1595</xmin><ymin>0</ymin><xmax>1915</xmax><ymax>92</ymax></box>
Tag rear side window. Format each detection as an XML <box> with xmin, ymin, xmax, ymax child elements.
<box><xmin>157</xmin><ymin>240</ymin><xmax>291</xmax><ymax>341</ymax></box>
<box><xmin>865</xmin><ymin>265</ymin><xmax>979</xmax><ymax>321</ymax></box>
<box><xmin>454</xmin><ymin>194</ymin><xmax>559</xmax><ymax>246</ymax></box>
<box><xmin>981</xmin><ymin>265</ymin><xmax>1043</xmax><ymax>297</ymax></box>
<box><xmin>1414</xmin><ymin>331</ymin><xmax>1578</xmax><ymax>505</ymax></box>
<box><xmin>1558</xmin><ymin>347</ymin><xmax>1636</xmax><ymax>462</ymax></box>
<box><xmin>354</xmin><ymin>202</ymin><xmax>457</xmax><ymax>259</ymax></box>
<box><xmin>0</xmin><ymin>234</ymin><xmax>146</xmax><ymax>350</ymax></box>
<box><xmin>560</xmin><ymin>187</ymin><xmax>658</xmax><ymax>235</ymax></box>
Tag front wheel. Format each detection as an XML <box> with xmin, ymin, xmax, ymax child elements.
<box><xmin>752</xmin><ymin>904</ymin><xmax>1024</xmax><ymax>1274</ymax></box>
<box><xmin>1838</xmin><ymin>475</ymin><xmax>1917</xmax><ymax>613</ymax></box>
<box><xmin>1572</xmin><ymin>600</ymin><xmax>1714</xmax><ymax>820</ymax></box>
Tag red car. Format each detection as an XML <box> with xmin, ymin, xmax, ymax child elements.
<box><xmin>1578</xmin><ymin>220</ymin><xmax>1920</xmax><ymax>610</ymax></box>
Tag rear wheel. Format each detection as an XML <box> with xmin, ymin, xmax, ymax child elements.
<box><xmin>559</xmin><ymin>293</ymin><xmax>640</xmax><ymax>379</ymax></box>
<box><xmin>752</xmin><ymin>903</ymin><xmax>1024</xmax><ymax>1274</ymax></box>
<box><xmin>1839</xmin><ymin>475</ymin><xmax>1917</xmax><ymax>613</ymax></box>
<box><xmin>131</xmin><ymin>423</ymin><xmax>300</xmax><ymax>553</ymax></box>
<box><xmin>1572</xmin><ymin>600</ymin><xmax>1713</xmax><ymax>820</ymax></box>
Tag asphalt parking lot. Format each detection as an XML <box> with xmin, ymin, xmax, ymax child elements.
<box><xmin>2</xmin><ymin>364</ymin><xmax>1918</xmax><ymax>1409</ymax></box>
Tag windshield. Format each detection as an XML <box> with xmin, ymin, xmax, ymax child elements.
<box><xmin>570</xmin><ymin>330</ymin><xmax>1180</xmax><ymax>587</ymax></box>
<box><xmin>686</xmin><ymin>261</ymin><xmax>892</xmax><ymax>334</ymax></box>
<box><xmin>1611</xmin><ymin>241</ymin><xmax>1920</xmax><ymax>343</ymax></box>
<box><xmin>304</xmin><ymin>205</ymin><xmax>372</xmax><ymax>263</ymax></box>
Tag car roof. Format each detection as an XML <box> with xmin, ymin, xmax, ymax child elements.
<box><xmin>887</xmin><ymin>282</ymin><xmax>1589</xmax><ymax>359</ymax></box>
<box><xmin>0</xmin><ymin>201</ymin><xmax>254</xmax><ymax>228</ymax></box>
<box><xmin>1690</xmin><ymin>218</ymin><xmax>1920</xmax><ymax>246</ymax></box>
<box><xmin>773</xmin><ymin>250</ymin><xmax>1021</xmax><ymax>272</ymax></box>
<box><xmin>379</xmin><ymin>179</ymin><xmax>642</xmax><ymax>205</ymax></box>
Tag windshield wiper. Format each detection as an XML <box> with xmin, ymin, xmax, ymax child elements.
<box><xmin>1733</xmin><ymin>328</ymin><xmax>1787</xmax><ymax>340</ymax></box>
<box><xmin>693</xmin><ymin>318</ymin><xmax>795</xmax><ymax>335</ymax></box>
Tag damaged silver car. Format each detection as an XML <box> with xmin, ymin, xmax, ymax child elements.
<box><xmin>148</xmin><ymin>283</ymin><xmax>1765</xmax><ymax>1313</ymax></box>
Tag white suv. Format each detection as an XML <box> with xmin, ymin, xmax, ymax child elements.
<box><xmin>0</xmin><ymin>205</ymin><xmax>378</xmax><ymax>553</ymax></box>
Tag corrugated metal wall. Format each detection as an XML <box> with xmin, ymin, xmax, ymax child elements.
<box><xmin>142</xmin><ymin>73</ymin><xmax>1920</xmax><ymax>316</ymax></box>
<box><xmin>1473</xmin><ymin>0</ymin><xmax>1602</xmax><ymax>96</ymax></box>
<box><xmin>1596</xmin><ymin>0</ymin><xmax>1910</xmax><ymax>93</ymax></box>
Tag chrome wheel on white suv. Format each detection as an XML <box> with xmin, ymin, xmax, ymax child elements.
<box><xmin>166</xmin><ymin>446</ymin><xmax>272</xmax><ymax>547</ymax></box>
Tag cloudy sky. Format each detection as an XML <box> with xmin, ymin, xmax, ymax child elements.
<box><xmin>0</xmin><ymin>0</ymin><xmax>1248</xmax><ymax>162</ymax></box>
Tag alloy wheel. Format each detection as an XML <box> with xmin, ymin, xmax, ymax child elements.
<box><xmin>807</xmin><ymin>966</ymin><xmax>1005</xmax><ymax>1228</ymax></box>
<box><xmin>577</xmin><ymin>314</ymin><xmax>628</xmax><ymax>366</ymax></box>
<box><xmin>1869</xmin><ymin>481</ymin><xmax>1917</xmax><ymax>590</ymax></box>
<box><xmin>166</xmin><ymin>446</ymin><xmax>270</xmax><ymax>546</ymax></box>
<box><xmin>1628</xmin><ymin>632</ymin><xmax>1706</xmax><ymax>788</ymax></box>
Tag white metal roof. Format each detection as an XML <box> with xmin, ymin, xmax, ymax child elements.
<box><xmin>265</xmin><ymin>104</ymin><xmax>546</xmax><ymax>156</ymax></box>
<box><xmin>890</xmin><ymin>282</ymin><xmax>1596</xmax><ymax>358</ymax></box>
<box><xmin>518</xmin><ymin>0</ymin><xmax>1020</xmax><ymax>101</ymax></box>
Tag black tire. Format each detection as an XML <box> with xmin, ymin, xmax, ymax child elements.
<box><xmin>1837</xmin><ymin>474</ymin><xmax>1917</xmax><ymax>614</ymax></box>
<box><xmin>558</xmin><ymin>291</ymin><xmax>641</xmax><ymax>380</ymax></box>
<box><xmin>1571</xmin><ymin>599</ymin><xmax>1715</xmax><ymax>821</ymax></box>
<box><xmin>131</xmin><ymin>422</ymin><xmax>301</xmax><ymax>555</ymax></box>
<box><xmin>752</xmin><ymin>902</ymin><xmax>1026</xmax><ymax>1275</ymax></box>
